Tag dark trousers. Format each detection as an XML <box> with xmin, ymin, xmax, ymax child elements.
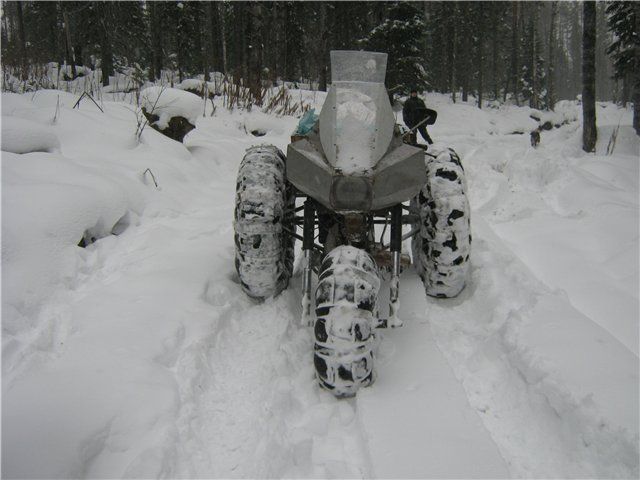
<box><xmin>409</xmin><ymin>125</ymin><xmax>433</xmax><ymax>145</ymax></box>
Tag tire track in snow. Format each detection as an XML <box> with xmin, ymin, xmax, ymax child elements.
<box><xmin>356</xmin><ymin>271</ymin><xmax>510</xmax><ymax>478</ymax></box>
<box><xmin>154</xmin><ymin>132</ymin><xmax>376</xmax><ymax>477</ymax></box>
<box><xmin>425</xmin><ymin>218</ymin><xmax>638</xmax><ymax>478</ymax></box>
<box><xmin>435</xmin><ymin>129</ymin><xmax>638</xmax><ymax>478</ymax></box>
<box><xmin>170</xmin><ymin>281</ymin><xmax>374</xmax><ymax>478</ymax></box>
<box><xmin>106</xmin><ymin>190</ymin><xmax>373</xmax><ymax>477</ymax></box>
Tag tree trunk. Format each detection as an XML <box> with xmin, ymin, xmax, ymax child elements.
<box><xmin>16</xmin><ymin>1</ymin><xmax>28</xmax><ymax>79</ymax></box>
<box><xmin>201</xmin><ymin>9</ymin><xmax>209</xmax><ymax>82</ymax></box>
<box><xmin>188</xmin><ymin>5</ymin><xmax>204</xmax><ymax>82</ymax></box>
<box><xmin>477</xmin><ymin>3</ymin><xmax>484</xmax><ymax>109</ymax></box>
<box><xmin>634</xmin><ymin>85</ymin><xmax>640</xmax><ymax>135</ymax></box>
<box><xmin>448</xmin><ymin>4</ymin><xmax>457</xmax><ymax>103</ymax></box>
<box><xmin>218</xmin><ymin>2</ymin><xmax>227</xmax><ymax>75</ymax></box>
<box><xmin>510</xmin><ymin>1</ymin><xmax>520</xmax><ymax>105</ymax></box>
<box><xmin>248</xmin><ymin>2</ymin><xmax>263</xmax><ymax>100</ymax></box>
<box><xmin>460</xmin><ymin>3</ymin><xmax>469</xmax><ymax>103</ymax></box>
<box><xmin>241</xmin><ymin>5</ymin><xmax>248</xmax><ymax>84</ymax></box>
<box><xmin>283</xmin><ymin>4</ymin><xmax>290</xmax><ymax>81</ymax></box>
<box><xmin>100</xmin><ymin>27</ymin><xmax>113</xmax><ymax>87</ymax></box>
<box><xmin>529</xmin><ymin>11</ymin><xmax>537</xmax><ymax>109</ymax></box>
<box><xmin>46</xmin><ymin>2</ymin><xmax>60</xmax><ymax>67</ymax></box>
<box><xmin>97</xmin><ymin>3</ymin><xmax>114</xmax><ymax>87</ymax></box>
<box><xmin>209</xmin><ymin>2</ymin><xmax>221</xmax><ymax>72</ymax></box>
<box><xmin>621</xmin><ymin>73</ymin><xmax>630</xmax><ymax>107</ymax></box>
<box><xmin>62</xmin><ymin>9</ymin><xmax>77</xmax><ymax>79</ymax></box>
<box><xmin>548</xmin><ymin>1</ymin><xmax>558</xmax><ymax>110</ymax></box>
<box><xmin>203</xmin><ymin>2</ymin><xmax>215</xmax><ymax>78</ymax></box>
<box><xmin>492</xmin><ymin>4</ymin><xmax>499</xmax><ymax>100</ymax></box>
<box><xmin>73</xmin><ymin>44</ymin><xmax>83</xmax><ymax>66</ymax></box>
<box><xmin>582</xmin><ymin>0</ymin><xmax>597</xmax><ymax>153</ymax></box>
<box><xmin>149</xmin><ymin>1</ymin><xmax>163</xmax><ymax>81</ymax></box>
<box><xmin>270</xmin><ymin>3</ymin><xmax>279</xmax><ymax>82</ymax></box>
<box><xmin>634</xmin><ymin>2</ymin><xmax>640</xmax><ymax>135</ymax></box>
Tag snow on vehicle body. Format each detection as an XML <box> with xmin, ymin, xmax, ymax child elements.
<box><xmin>234</xmin><ymin>51</ymin><xmax>471</xmax><ymax>397</ymax></box>
<box><xmin>288</xmin><ymin>51</ymin><xmax>426</xmax><ymax>212</ymax></box>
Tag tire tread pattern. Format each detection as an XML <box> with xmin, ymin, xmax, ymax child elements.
<box><xmin>313</xmin><ymin>246</ymin><xmax>380</xmax><ymax>398</ymax></box>
<box><xmin>411</xmin><ymin>146</ymin><xmax>471</xmax><ymax>298</ymax></box>
<box><xmin>234</xmin><ymin>145</ymin><xmax>294</xmax><ymax>299</ymax></box>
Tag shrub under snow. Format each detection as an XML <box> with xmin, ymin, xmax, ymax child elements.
<box><xmin>140</xmin><ymin>86</ymin><xmax>202</xmax><ymax>130</ymax></box>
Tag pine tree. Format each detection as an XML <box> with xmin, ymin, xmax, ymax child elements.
<box><xmin>424</xmin><ymin>2</ymin><xmax>452</xmax><ymax>94</ymax></box>
<box><xmin>361</xmin><ymin>1</ymin><xmax>428</xmax><ymax>100</ymax></box>
<box><xmin>300</xmin><ymin>2</ymin><xmax>330</xmax><ymax>90</ymax></box>
<box><xmin>521</xmin><ymin>3</ymin><xmax>546</xmax><ymax>109</ymax></box>
<box><xmin>280</xmin><ymin>2</ymin><xmax>304</xmax><ymax>83</ymax></box>
<box><xmin>23</xmin><ymin>2</ymin><xmax>60</xmax><ymax>65</ymax></box>
<box><xmin>606</xmin><ymin>1</ymin><xmax>640</xmax><ymax>134</ymax></box>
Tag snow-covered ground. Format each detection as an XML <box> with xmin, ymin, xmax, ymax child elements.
<box><xmin>2</xmin><ymin>87</ymin><xmax>638</xmax><ymax>478</ymax></box>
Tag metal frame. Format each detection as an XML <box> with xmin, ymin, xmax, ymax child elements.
<box><xmin>291</xmin><ymin>191</ymin><xmax>421</xmax><ymax>329</ymax></box>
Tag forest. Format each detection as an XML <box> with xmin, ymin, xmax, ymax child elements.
<box><xmin>1</xmin><ymin>1</ymin><xmax>637</xmax><ymax>113</ymax></box>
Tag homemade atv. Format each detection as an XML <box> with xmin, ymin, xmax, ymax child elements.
<box><xmin>234</xmin><ymin>51</ymin><xmax>471</xmax><ymax>397</ymax></box>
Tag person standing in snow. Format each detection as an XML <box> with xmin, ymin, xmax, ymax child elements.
<box><xmin>402</xmin><ymin>88</ymin><xmax>436</xmax><ymax>145</ymax></box>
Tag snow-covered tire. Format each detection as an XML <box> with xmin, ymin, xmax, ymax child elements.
<box><xmin>411</xmin><ymin>146</ymin><xmax>471</xmax><ymax>298</ymax></box>
<box><xmin>313</xmin><ymin>246</ymin><xmax>380</xmax><ymax>397</ymax></box>
<box><xmin>234</xmin><ymin>145</ymin><xmax>295</xmax><ymax>299</ymax></box>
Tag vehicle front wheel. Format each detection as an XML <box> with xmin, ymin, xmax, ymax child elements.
<box><xmin>313</xmin><ymin>246</ymin><xmax>380</xmax><ymax>397</ymax></box>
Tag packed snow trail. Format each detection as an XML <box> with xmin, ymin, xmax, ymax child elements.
<box><xmin>2</xmin><ymin>90</ymin><xmax>638</xmax><ymax>478</ymax></box>
<box><xmin>358</xmin><ymin>274</ymin><xmax>508</xmax><ymax>478</ymax></box>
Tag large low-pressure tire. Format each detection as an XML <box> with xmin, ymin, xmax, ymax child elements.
<box><xmin>234</xmin><ymin>145</ymin><xmax>295</xmax><ymax>299</ymax></box>
<box><xmin>411</xmin><ymin>146</ymin><xmax>471</xmax><ymax>298</ymax></box>
<box><xmin>313</xmin><ymin>246</ymin><xmax>380</xmax><ymax>398</ymax></box>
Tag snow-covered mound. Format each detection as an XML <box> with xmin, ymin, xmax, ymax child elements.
<box><xmin>140</xmin><ymin>86</ymin><xmax>202</xmax><ymax>129</ymax></box>
<box><xmin>1</xmin><ymin>116</ymin><xmax>61</xmax><ymax>154</ymax></box>
<box><xmin>2</xmin><ymin>91</ymin><xmax>39</xmax><ymax>115</ymax></box>
<box><xmin>1</xmin><ymin>89</ymin><xmax>208</xmax><ymax>356</ymax></box>
<box><xmin>2</xmin><ymin>88</ymin><xmax>638</xmax><ymax>478</ymax></box>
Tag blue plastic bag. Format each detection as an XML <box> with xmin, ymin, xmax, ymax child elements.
<box><xmin>295</xmin><ymin>109</ymin><xmax>319</xmax><ymax>135</ymax></box>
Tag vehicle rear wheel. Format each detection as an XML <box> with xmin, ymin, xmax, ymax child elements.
<box><xmin>234</xmin><ymin>145</ymin><xmax>295</xmax><ymax>299</ymax></box>
<box><xmin>313</xmin><ymin>246</ymin><xmax>380</xmax><ymax>397</ymax></box>
<box><xmin>411</xmin><ymin>146</ymin><xmax>471</xmax><ymax>298</ymax></box>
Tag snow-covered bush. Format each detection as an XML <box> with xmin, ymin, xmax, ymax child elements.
<box><xmin>140</xmin><ymin>86</ymin><xmax>201</xmax><ymax>141</ymax></box>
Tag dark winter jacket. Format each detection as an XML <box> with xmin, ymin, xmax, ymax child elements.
<box><xmin>402</xmin><ymin>96</ymin><xmax>429</xmax><ymax>128</ymax></box>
